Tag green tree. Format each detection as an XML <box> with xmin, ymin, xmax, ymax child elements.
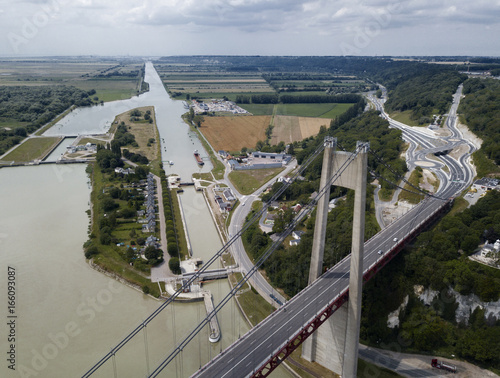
<box><xmin>169</xmin><ymin>257</ymin><xmax>181</xmax><ymax>274</ymax></box>
<box><xmin>167</xmin><ymin>242</ymin><xmax>178</xmax><ymax>257</ymax></box>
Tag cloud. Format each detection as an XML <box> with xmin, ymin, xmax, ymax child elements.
<box><xmin>0</xmin><ymin>0</ymin><xmax>499</xmax><ymax>56</ymax></box>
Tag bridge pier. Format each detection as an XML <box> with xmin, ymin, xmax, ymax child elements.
<box><xmin>302</xmin><ymin>138</ymin><xmax>368</xmax><ymax>377</ymax></box>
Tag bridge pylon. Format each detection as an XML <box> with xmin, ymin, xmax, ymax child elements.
<box><xmin>302</xmin><ymin>138</ymin><xmax>369</xmax><ymax>377</ymax></box>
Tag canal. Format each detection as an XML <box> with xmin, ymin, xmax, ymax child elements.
<box><xmin>0</xmin><ymin>63</ymin><xmax>291</xmax><ymax>377</ymax></box>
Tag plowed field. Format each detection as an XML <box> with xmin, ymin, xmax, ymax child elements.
<box><xmin>270</xmin><ymin>116</ymin><xmax>329</xmax><ymax>145</ymax></box>
<box><xmin>200</xmin><ymin>115</ymin><xmax>271</xmax><ymax>152</ymax></box>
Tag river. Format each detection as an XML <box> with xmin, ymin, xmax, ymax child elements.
<box><xmin>0</xmin><ymin>63</ymin><xmax>290</xmax><ymax>377</ymax></box>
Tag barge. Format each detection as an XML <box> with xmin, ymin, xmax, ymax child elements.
<box><xmin>194</xmin><ymin>150</ymin><xmax>204</xmax><ymax>166</ymax></box>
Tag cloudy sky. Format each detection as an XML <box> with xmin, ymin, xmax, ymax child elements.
<box><xmin>0</xmin><ymin>0</ymin><xmax>499</xmax><ymax>57</ymax></box>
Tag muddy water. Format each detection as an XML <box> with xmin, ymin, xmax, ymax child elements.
<box><xmin>0</xmin><ymin>62</ymin><xmax>291</xmax><ymax>377</ymax></box>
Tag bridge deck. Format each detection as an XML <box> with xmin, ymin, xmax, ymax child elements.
<box><xmin>193</xmin><ymin>197</ymin><xmax>451</xmax><ymax>377</ymax></box>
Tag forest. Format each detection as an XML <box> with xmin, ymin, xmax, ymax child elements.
<box><xmin>362</xmin><ymin>191</ymin><xmax>500</xmax><ymax>370</ymax></box>
<box><xmin>0</xmin><ymin>85</ymin><xmax>93</xmax><ymax>155</ymax></box>
<box><xmin>380</xmin><ymin>68</ymin><xmax>467</xmax><ymax>123</ymax></box>
<box><xmin>459</xmin><ymin>78</ymin><xmax>500</xmax><ymax>166</ymax></box>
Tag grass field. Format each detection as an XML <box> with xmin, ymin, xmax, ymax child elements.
<box><xmin>239</xmin><ymin>103</ymin><xmax>355</xmax><ymax>118</ymax></box>
<box><xmin>228</xmin><ymin>167</ymin><xmax>284</xmax><ymax>195</ymax></box>
<box><xmin>238</xmin><ymin>104</ymin><xmax>276</xmax><ymax>115</ymax></box>
<box><xmin>69</xmin><ymin>78</ymin><xmax>140</xmax><ymax>102</ymax></box>
<box><xmin>0</xmin><ymin>118</ymin><xmax>29</xmax><ymax>129</ymax></box>
<box><xmin>399</xmin><ymin>168</ymin><xmax>426</xmax><ymax>204</ymax></box>
<box><xmin>78</xmin><ymin>137</ymin><xmax>107</xmax><ymax>146</ymax></box>
<box><xmin>114</xmin><ymin>106</ymin><xmax>159</xmax><ymax>162</ymax></box>
<box><xmin>390</xmin><ymin>110</ymin><xmax>421</xmax><ymax>126</ymax></box>
<box><xmin>276</xmin><ymin>103</ymin><xmax>354</xmax><ymax>118</ymax></box>
<box><xmin>1</xmin><ymin>136</ymin><xmax>61</xmax><ymax>161</ymax></box>
<box><xmin>200</xmin><ymin>115</ymin><xmax>271</xmax><ymax>152</ymax></box>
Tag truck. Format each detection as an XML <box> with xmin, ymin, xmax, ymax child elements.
<box><xmin>431</xmin><ymin>358</ymin><xmax>457</xmax><ymax>373</ymax></box>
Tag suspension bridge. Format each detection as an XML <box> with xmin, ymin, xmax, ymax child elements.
<box><xmin>82</xmin><ymin>136</ymin><xmax>459</xmax><ymax>378</ymax></box>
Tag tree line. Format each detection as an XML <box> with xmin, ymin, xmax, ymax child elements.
<box><xmin>158</xmin><ymin>169</ymin><xmax>182</xmax><ymax>275</ymax></box>
<box><xmin>235</xmin><ymin>93</ymin><xmax>361</xmax><ymax>105</ymax></box>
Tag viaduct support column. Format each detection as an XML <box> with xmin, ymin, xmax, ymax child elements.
<box><xmin>302</xmin><ymin>136</ymin><xmax>335</xmax><ymax>362</ymax></box>
<box><xmin>302</xmin><ymin>140</ymin><xmax>369</xmax><ymax>378</ymax></box>
<box><xmin>342</xmin><ymin>141</ymin><xmax>368</xmax><ymax>378</ymax></box>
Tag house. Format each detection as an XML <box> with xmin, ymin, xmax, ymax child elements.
<box><xmin>250</xmin><ymin>151</ymin><xmax>292</xmax><ymax>166</ymax></box>
<box><xmin>145</xmin><ymin>235</ymin><xmax>160</xmax><ymax>248</ymax></box>
<box><xmin>269</xmin><ymin>201</ymin><xmax>280</xmax><ymax>210</ymax></box>
<box><xmin>214</xmin><ymin>195</ymin><xmax>232</xmax><ymax>212</ymax></box>
<box><xmin>473</xmin><ymin>178</ymin><xmax>499</xmax><ymax>191</ymax></box>
<box><xmin>142</xmin><ymin>219</ymin><xmax>156</xmax><ymax>233</ymax></box>
<box><xmin>265</xmin><ymin>213</ymin><xmax>277</xmax><ymax>225</ymax></box>
<box><xmin>137</xmin><ymin>210</ymin><xmax>145</xmax><ymax>217</ymax></box>
<box><xmin>289</xmin><ymin>230</ymin><xmax>305</xmax><ymax>246</ymax></box>
<box><xmin>292</xmin><ymin>204</ymin><xmax>302</xmax><ymax>213</ymax></box>
<box><xmin>223</xmin><ymin>188</ymin><xmax>236</xmax><ymax>202</ymax></box>
<box><xmin>329</xmin><ymin>198</ymin><xmax>338</xmax><ymax>211</ymax></box>
<box><xmin>292</xmin><ymin>231</ymin><xmax>305</xmax><ymax>240</ymax></box>
<box><xmin>481</xmin><ymin>239</ymin><xmax>500</xmax><ymax>258</ymax></box>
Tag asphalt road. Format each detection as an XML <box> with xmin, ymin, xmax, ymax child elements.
<box><xmin>194</xmin><ymin>193</ymin><xmax>459</xmax><ymax>377</ymax></box>
<box><xmin>193</xmin><ymin>86</ymin><xmax>477</xmax><ymax>377</ymax></box>
<box><xmin>228</xmin><ymin>161</ymin><xmax>297</xmax><ymax>306</ymax></box>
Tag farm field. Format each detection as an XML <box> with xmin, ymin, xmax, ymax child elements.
<box><xmin>155</xmin><ymin>67</ymin><xmax>275</xmax><ymax>99</ymax></box>
<box><xmin>173</xmin><ymin>84</ymin><xmax>274</xmax><ymax>93</ymax></box>
<box><xmin>0</xmin><ymin>58</ymin><xmax>143</xmax><ymax>102</ymax></box>
<box><xmin>270</xmin><ymin>116</ymin><xmax>330</xmax><ymax>145</ymax></box>
<box><xmin>276</xmin><ymin>103</ymin><xmax>355</xmax><ymax>118</ymax></box>
<box><xmin>239</xmin><ymin>103</ymin><xmax>355</xmax><ymax>118</ymax></box>
<box><xmin>239</xmin><ymin>104</ymin><xmax>276</xmax><ymax>115</ymax></box>
<box><xmin>200</xmin><ymin>115</ymin><xmax>271</xmax><ymax>152</ymax></box>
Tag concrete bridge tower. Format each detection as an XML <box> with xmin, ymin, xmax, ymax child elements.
<box><xmin>302</xmin><ymin>137</ymin><xmax>369</xmax><ymax>377</ymax></box>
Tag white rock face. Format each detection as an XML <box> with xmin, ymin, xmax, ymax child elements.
<box><xmin>387</xmin><ymin>295</ymin><xmax>409</xmax><ymax>329</ymax></box>
<box><xmin>413</xmin><ymin>285</ymin><xmax>500</xmax><ymax>324</ymax></box>
<box><xmin>450</xmin><ymin>289</ymin><xmax>500</xmax><ymax>324</ymax></box>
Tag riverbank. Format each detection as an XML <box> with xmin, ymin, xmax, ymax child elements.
<box><xmin>86</xmin><ymin>163</ymin><xmax>164</xmax><ymax>297</ymax></box>
<box><xmin>82</xmin><ymin>106</ymin><xmax>173</xmax><ymax>297</ymax></box>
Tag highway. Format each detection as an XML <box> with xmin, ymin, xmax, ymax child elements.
<box><xmin>228</xmin><ymin>84</ymin><xmax>474</xmax><ymax>309</ymax></box>
<box><xmin>193</xmin><ymin>85</ymin><xmax>476</xmax><ymax>377</ymax></box>
<box><xmin>194</xmin><ymin>196</ymin><xmax>452</xmax><ymax>378</ymax></box>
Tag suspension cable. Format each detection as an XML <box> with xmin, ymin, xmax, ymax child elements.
<box><xmin>81</xmin><ymin>140</ymin><xmax>327</xmax><ymax>377</ymax></box>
